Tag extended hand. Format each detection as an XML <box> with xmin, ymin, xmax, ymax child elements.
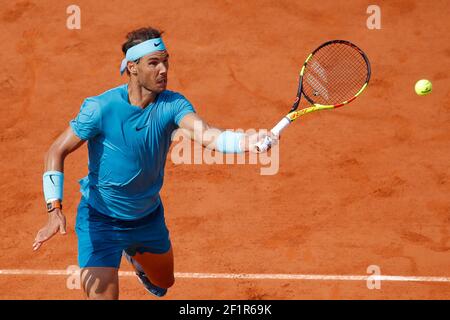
<box><xmin>32</xmin><ymin>209</ymin><xmax>67</xmax><ymax>251</ymax></box>
<box><xmin>247</xmin><ymin>131</ymin><xmax>279</xmax><ymax>153</ymax></box>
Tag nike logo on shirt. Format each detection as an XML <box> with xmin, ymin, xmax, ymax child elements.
<box><xmin>135</xmin><ymin>125</ymin><xmax>149</xmax><ymax>131</ymax></box>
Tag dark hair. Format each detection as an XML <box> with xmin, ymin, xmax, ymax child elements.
<box><xmin>121</xmin><ymin>27</ymin><xmax>164</xmax><ymax>75</ymax></box>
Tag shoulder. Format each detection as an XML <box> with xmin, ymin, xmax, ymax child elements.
<box><xmin>158</xmin><ymin>90</ymin><xmax>190</xmax><ymax>105</ymax></box>
<box><xmin>83</xmin><ymin>84</ymin><xmax>128</xmax><ymax>110</ymax></box>
<box><xmin>158</xmin><ymin>91</ymin><xmax>195</xmax><ymax>126</ymax></box>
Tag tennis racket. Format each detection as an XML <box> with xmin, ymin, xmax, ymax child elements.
<box><xmin>256</xmin><ymin>40</ymin><xmax>371</xmax><ymax>152</ymax></box>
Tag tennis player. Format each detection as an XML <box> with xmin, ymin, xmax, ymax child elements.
<box><xmin>32</xmin><ymin>27</ymin><xmax>277</xmax><ymax>300</ymax></box>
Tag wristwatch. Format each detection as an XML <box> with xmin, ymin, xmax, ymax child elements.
<box><xmin>46</xmin><ymin>200</ymin><xmax>62</xmax><ymax>212</ymax></box>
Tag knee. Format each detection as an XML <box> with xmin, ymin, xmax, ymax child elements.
<box><xmin>166</xmin><ymin>276</ymin><xmax>175</xmax><ymax>288</ymax></box>
<box><xmin>154</xmin><ymin>275</ymin><xmax>175</xmax><ymax>289</ymax></box>
<box><xmin>83</xmin><ymin>282</ymin><xmax>119</xmax><ymax>300</ymax></box>
<box><xmin>85</xmin><ymin>291</ymin><xmax>118</xmax><ymax>300</ymax></box>
<box><xmin>81</xmin><ymin>268</ymin><xmax>119</xmax><ymax>300</ymax></box>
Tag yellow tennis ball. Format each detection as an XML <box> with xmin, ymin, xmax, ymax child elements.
<box><xmin>415</xmin><ymin>79</ymin><xmax>432</xmax><ymax>96</ymax></box>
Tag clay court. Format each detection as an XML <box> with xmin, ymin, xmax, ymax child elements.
<box><xmin>0</xmin><ymin>0</ymin><xmax>449</xmax><ymax>299</ymax></box>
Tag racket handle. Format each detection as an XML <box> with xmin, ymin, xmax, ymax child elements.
<box><xmin>255</xmin><ymin>135</ymin><xmax>273</xmax><ymax>153</ymax></box>
<box><xmin>271</xmin><ymin>117</ymin><xmax>291</xmax><ymax>136</ymax></box>
<box><xmin>255</xmin><ymin>117</ymin><xmax>291</xmax><ymax>152</ymax></box>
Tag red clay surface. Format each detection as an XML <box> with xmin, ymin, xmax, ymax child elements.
<box><xmin>0</xmin><ymin>0</ymin><xmax>449</xmax><ymax>299</ymax></box>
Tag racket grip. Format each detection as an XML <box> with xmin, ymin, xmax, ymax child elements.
<box><xmin>255</xmin><ymin>136</ymin><xmax>273</xmax><ymax>153</ymax></box>
<box><xmin>255</xmin><ymin>117</ymin><xmax>291</xmax><ymax>152</ymax></box>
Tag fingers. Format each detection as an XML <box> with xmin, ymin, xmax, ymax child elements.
<box><xmin>34</xmin><ymin>229</ymin><xmax>49</xmax><ymax>243</ymax></box>
<box><xmin>54</xmin><ymin>210</ymin><xmax>67</xmax><ymax>235</ymax></box>
<box><xmin>32</xmin><ymin>223</ymin><xmax>60</xmax><ymax>251</ymax></box>
<box><xmin>259</xmin><ymin>131</ymin><xmax>279</xmax><ymax>143</ymax></box>
<box><xmin>32</xmin><ymin>243</ymin><xmax>39</xmax><ymax>251</ymax></box>
<box><xmin>33</xmin><ymin>231</ymin><xmax>46</xmax><ymax>251</ymax></box>
<box><xmin>267</xmin><ymin>133</ymin><xmax>279</xmax><ymax>145</ymax></box>
<box><xmin>59</xmin><ymin>216</ymin><xmax>67</xmax><ymax>235</ymax></box>
<box><xmin>32</xmin><ymin>241</ymin><xmax>42</xmax><ymax>251</ymax></box>
<box><xmin>269</xmin><ymin>132</ymin><xmax>280</xmax><ymax>139</ymax></box>
<box><xmin>32</xmin><ymin>229</ymin><xmax>48</xmax><ymax>251</ymax></box>
<box><xmin>32</xmin><ymin>211</ymin><xmax>69</xmax><ymax>250</ymax></box>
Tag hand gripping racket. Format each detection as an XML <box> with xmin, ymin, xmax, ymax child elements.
<box><xmin>256</xmin><ymin>40</ymin><xmax>371</xmax><ymax>152</ymax></box>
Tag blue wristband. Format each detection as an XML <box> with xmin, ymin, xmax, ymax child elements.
<box><xmin>216</xmin><ymin>131</ymin><xmax>245</xmax><ymax>154</ymax></box>
<box><xmin>43</xmin><ymin>171</ymin><xmax>64</xmax><ymax>202</ymax></box>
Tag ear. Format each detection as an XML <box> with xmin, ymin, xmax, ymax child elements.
<box><xmin>128</xmin><ymin>61</ymin><xmax>138</xmax><ymax>75</ymax></box>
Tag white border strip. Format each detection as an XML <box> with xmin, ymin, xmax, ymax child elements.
<box><xmin>0</xmin><ymin>269</ymin><xmax>449</xmax><ymax>283</ymax></box>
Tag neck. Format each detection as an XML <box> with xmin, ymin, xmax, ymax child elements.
<box><xmin>127</xmin><ymin>79</ymin><xmax>158</xmax><ymax>109</ymax></box>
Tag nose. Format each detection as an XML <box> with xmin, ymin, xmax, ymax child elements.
<box><xmin>158</xmin><ymin>62</ymin><xmax>168</xmax><ymax>75</ymax></box>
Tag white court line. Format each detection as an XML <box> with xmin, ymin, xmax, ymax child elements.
<box><xmin>0</xmin><ymin>269</ymin><xmax>449</xmax><ymax>283</ymax></box>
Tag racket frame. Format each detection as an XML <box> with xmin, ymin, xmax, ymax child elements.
<box><xmin>256</xmin><ymin>40</ymin><xmax>371</xmax><ymax>152</ymax></box>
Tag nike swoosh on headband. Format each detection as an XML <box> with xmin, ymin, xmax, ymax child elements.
<box><xmin>120</xmin><ymin>38</ymin><xmax>166</xmax><ymax>75</ymax></box>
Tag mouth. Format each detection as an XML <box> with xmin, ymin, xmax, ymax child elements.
<box><xmin>157</xmin><ymin>78</ymin><xmax>167</xmax><ymax>86</ymax></box>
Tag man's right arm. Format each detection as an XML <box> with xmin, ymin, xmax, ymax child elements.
<box><xmin>45</xmin><ymin>126</ymin><xmax>85</xmax><ymax>171</ymax></box>
<box><xmin>33</xmin><ymin>126</ymin><xmax>85</xmax><ymax>251</ymax></box>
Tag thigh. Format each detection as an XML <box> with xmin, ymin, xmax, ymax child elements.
<box><xmin>75</xmin><ymin>197</ymin><xmax>126</xmax><ymax>268</ymax></box>
<box><xmin>133</xmin><ymin>246</ymin><xmax>175</xmax><ymax>289</ymax></box>
<box><xmin>81</xmin><ymin>267</ymin><xmax>119</xmax><ymax>300</ymax></box>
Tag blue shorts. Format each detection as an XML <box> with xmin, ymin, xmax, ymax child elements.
<box><xmin>75</xmin><ymin>196</ymin><xmax>171</xmax><ymax>268</ymax></box>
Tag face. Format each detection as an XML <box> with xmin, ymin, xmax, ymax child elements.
<box><xmin>131</xmin><ymin>50</ymin><xmax>169</xmax><ymax>93</ymax></box>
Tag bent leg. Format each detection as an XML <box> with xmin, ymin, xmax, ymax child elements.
<box><xmin>132</xmin><ymin>246</ymin><xmax>175</xmax><ymax>289</ymax></box>
<box><xmin>81</xmin><ymin>267</ymin><xmax>119</xmax><ymax>300</ymax></box>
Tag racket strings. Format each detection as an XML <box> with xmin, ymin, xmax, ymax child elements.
<box><xmin>303</xmin><ymin>43</ymin><xmax>368</xmax><ymax>105</ymax></box>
